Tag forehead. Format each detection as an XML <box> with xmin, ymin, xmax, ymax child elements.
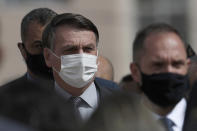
<box><xmin>140</xmin><ymin>32</ymin><xmax>187</xmax><ymax>62</ymax></box>
<box><xmin>53</xmin><ymin>25</ymin><xmax>96</xmax><ymax>48</ymax></box>
<box><xmin>24</xmin><ymin>21</ymin><xmax>44</xmax><ymax>42</ymax></box>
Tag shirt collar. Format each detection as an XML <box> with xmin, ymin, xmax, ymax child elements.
<box><xmin>80</xmin><ymin>82</ymin><xmax>98</xmax><ymax>109</ymax></box>
<box><xmin>167</xmin><ymin>98</ymin><xmax>187</xmax><ymax>129</ymax></box>
<box><xmin>147</xmin><ymin>98</ymin><xmax>187</xmax><ymax>130</ymax></box>
<box><xmin>55</xmin><ymin>82</ymin><xmax>98</xmax><ymax>109</ymax></box>
<box><xmin>55</xmin><ymin>82</ymin><xmax>71</xmax><ymax>100</ymax></box>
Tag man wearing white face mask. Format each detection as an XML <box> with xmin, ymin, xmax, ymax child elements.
<box><xmin>42</xmin><ymin>13</ymin><xmax>116</xmax><ymax>123</ymax></box>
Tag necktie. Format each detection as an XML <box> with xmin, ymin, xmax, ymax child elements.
<box><xmin>159</xmin><ymin>117</ymin><xmax>175</xmax><ymax>131</ymax></box>
<box><xmin>68</xmin><ymin>97</ymin><xmax>82</xmax><ymax>122</ymax></box>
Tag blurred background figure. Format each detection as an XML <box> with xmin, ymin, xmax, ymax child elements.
<box><xmin>96</xmin><ymin>55</ymin><xmax>114</xmax><ymax>81</ymax></box>
<box><xmin>95</xmin><ymin>55</ymin><xmax>120</xmax><ymax>89</ymax></box>
<box><xmin>0</xmin><ymin>80</ymin><xmax>77</xmax><ymax>131</ymax></box>
<box><xmin>188</xmin><ymin>55</ymin><xmax>197</xmax><ymax>87</ymax></box>
<box><xmin>0</xmin><ymin>116</ymin><xmax>35</xmax><ymax>131</ymax></box>
<box><xmin>0</xmin><ymin>46</ymin><xmax>2</xmax><ymax>66</ymax></box>
<box><xmin>0</xmin><ymin>20</ymin><xmax>2</xmax><ymax>67</ymax></box>
<box><xmin>119</xmin><ymin>74</ymin><xmax>140</xmax><ymax>93</ymax></box>
<box><xmin>0</xmin><ymin>19</ymin><xmax>34</xmax><ymax>131</ymax></box>
<box><xmin>186</xmin><ymin>44</ymin><xmax>196</xmax><ymax>58</ymax></box>
<box><xmin>83</xmin><ymin>92</ymin><xmax>164</xmax><ymax>131</ymax></box>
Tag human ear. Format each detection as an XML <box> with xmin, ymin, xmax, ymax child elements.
<box><xmin>187</xmin><ymin>58</ymin><xmax>191</xmax><ymax>68</ymax></box>
<box><xmin>130</xmin><ymin>62</ymin><xmax>141</xmax><ymax>83</ymax></box>
<box><xmin>130</xmin><ymin>62</ymin><xmax>144</xmax><ymax>92</ymax></box>
<box><xmin>17</xmin><ymin>42</ymin><xmax>27</xmax><ymax>60</ymax></box>
<box><xmin>43</xmin><ymin>48</ymin><xmax>52</xmax><ymax>68</ymax></box>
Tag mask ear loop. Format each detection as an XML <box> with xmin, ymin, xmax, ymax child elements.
<box><xmin>48</xmin><ymin>49</ymin><xmax>61</xmax><ymax>73</ymax></box>
<box><xmin>49</xmin><ymin>49</ymin><xmax>60</xmax><ymax>59</ymax></box>
<box><xmin>96</xmin><ymin>49</ymin><xmax>99</xmax><ymax>56</ymax></box>
<box><xmin>96</xmin><ymin>49</ymin><xmax>99</xmax><ymax>66</ymax></box>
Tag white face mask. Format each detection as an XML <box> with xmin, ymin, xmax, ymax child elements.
<box><xmin>51</xmin><ymin>51</ymin><xmax>98</xmax><ymax>88</ymax></box>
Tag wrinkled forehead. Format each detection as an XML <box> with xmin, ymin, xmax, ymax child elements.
<box><xmin>53</xmin><ymin>26</ymin><xmax>97</xmax><ymax>50</ymax></box>
<box><xmin>24</xmin><ymin>22</ymin><xmax>44</xmax><ymax>40</ymax></box>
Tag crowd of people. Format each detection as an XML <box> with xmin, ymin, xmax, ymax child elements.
<box><xmin>0</xmin><ymin>7</ymin><xmax>196</xmax><ymax>131</ymax></box>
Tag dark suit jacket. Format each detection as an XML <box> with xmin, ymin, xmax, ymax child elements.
<box><xmin>94</xmin><ymin>78</ymin><xmax>118</xmax><ymax>103</ymax></box>
<box><xmin>2</xmin><ymin>74</ymin><xmax>117</xmax><ymax>100</ymax></box>
<box><xmin>95</xmin><ymin>77</ymin><xmax>119</xmax><ymax>89</ymax></box>
<box><xmin>182</xmin><ymin>83</ymin><xmax>197</xmax><ymax>131</ymax></box>
<box><xmin>0</xmin><ymin>117</ymin><xmax>34</xmax><ymax>131</ymax></box>
<box><xmin>1</xmin><ymin>74</ymin><xmax>54</xmax><ymax>91</ymax></box>
<box><xmin>1</xmin><ymin>75</ymin><xmax>27</xmax><ymax>88</ymax></box>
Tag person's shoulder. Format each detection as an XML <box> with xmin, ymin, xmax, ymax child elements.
<box><xmin>94</xmin><ymin>77</ymin><xmax>120</xmax><ymax>89</ymax></box>
<box><xmin>1</xmin><ymin>75</ymin><xmax>27</xmax><ymax>89</ymax></box>
<box><xmin>94</xmin><ymin>78</ymin><xmax>120</xmax><ymax>101</ymax></box>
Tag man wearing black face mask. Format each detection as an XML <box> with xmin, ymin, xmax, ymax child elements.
<box><xmin>1</xmin><ymin>8</ymin><xmax>57</xmax><ymax>90</ymax></box>
<box><xmin>17</xmin><ymin>8</ymin><xmax>57</xmax><ymax>82</ymax></box>
<box><xmin>130</xmin><ymin>23</ymin><xmax>190</xmax><ymax>131</ymax></box>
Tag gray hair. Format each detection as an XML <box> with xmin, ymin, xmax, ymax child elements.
<box><xmin>42</xmin><ymin>13</ymin><xmax>99</xmax><ymax>50</ymax></box>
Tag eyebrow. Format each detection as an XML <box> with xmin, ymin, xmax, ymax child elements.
<box><xmin>32</xmin><ymin>40</ymin><xmax>42</xmax><ymax>44</ymax></box>
<box><xmin>173</xmin><ymin>59</ymin><xmax>185</xmax><ymax>64</ymax></box>
<box><xmin>62</xmin><ymin>45</ymin><xmax>78</xmax><ymax>50</ymax></box>
<box><xmin>62</xmin><ymin>42</ymin><xmax>96</xmax><ymax>48</ymax></box>
<box><xmin>84</xmin><ymin>43</ymin><xmax>96</xmax><ymax>47</ymax></box>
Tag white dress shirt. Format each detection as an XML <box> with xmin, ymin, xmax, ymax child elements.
<box><xmin>151</xmin><ymin>98</ymin><xmax>187</xmax><ymax>131</ymax></box>
<box><xmin>55</xmin><ymin>82</ymin><xmax>99</xmax><ymax>121</ymax></box>
<box><xmin>167</xmin><ymin>98</ymin><xmax>187</xmax><ymax>131</ymax></box>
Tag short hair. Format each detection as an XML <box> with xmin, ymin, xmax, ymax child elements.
<box><xmin>21</xmin><ymin>8</ymin><xmax>57</xmax><ymax>43</ymax></box>
<box><xmin>132</xmin><ymin>23</ymin><xmax>186</xmax><ymax>63</ymax></box>
<box><xmin>42</xmin><ymin>13</ymin><xmax>99</xmax><ymax>50</ymax></box>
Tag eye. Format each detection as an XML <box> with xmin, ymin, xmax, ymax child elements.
<box><xmin>83</xmin><ymin>45</ymin><xmax>96</xmax><ymax>53</ymax></box>
<box><xmin>62</xmin><ymin>46</ymin><xmax>79</xmax><ymax>55</ymax></box>
<box><xmin>172</xmin><ymin>61</ymin><xmax>185</xmax><ymax>68</ymax></box>
<box><xmin>84</xmin><ymin>47</ymin><xmax>94</xmax><ymax>52</ymax></box>
<box><xmin>35</xmin><ymin>44</ymin><xmax>43</xmax><ymax>48</ymax></box>
<box><xmin>33</xmin><ymin>41</ymin><xmax>43</xmax><ymax>49</ymax></box>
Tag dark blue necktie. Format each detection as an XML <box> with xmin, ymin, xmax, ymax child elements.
<box><xmin>159</xmin><ymin>117</ymin><xmax>175</xmax><ymax>131</ymax></box>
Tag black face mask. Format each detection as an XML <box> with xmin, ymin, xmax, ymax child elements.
<box><xmin>140</xmin><ymin>72</ymin><xmax>189</xmax><ymax>108</ymax></box>
<box><xmin>24</xmin><ymin>46</ymin><xmax>53</xmax><ymax>80</ymax></box>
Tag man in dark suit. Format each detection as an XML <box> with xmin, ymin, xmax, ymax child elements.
<box><xmin>43</xmin><ymin>13</ymin><xmax>115</xmax><ymax>122</ymax></box>
<box><xmin>182</xmin><ymin>81</ymin><xmax>197</xmax><ymax>131</ymax></box>
<box><xmin>17</xmin><ymin>8</ymin><xmax>57</xmax><ymax>82</ymax></box>
<box><xmin>130</xmin><ymin>23</ymin><xmax>190</xmax><ymax>131</ymax></box>
<box><xmin>1</xmin><ymin>8</ymin><xmax>57</xmax><ymax>91</ymax></box>
<box><xmin>11</xmin><ymin>8</ymin><xmax>57</xmax><ymax>84</ymax></box>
